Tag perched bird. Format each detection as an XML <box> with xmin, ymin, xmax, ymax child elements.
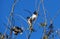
<box><xmin>0</xmin><ymin>34</ymin><xmax>8</xmax><ymax>39</ymax></box>
<box><xmin>47</xmin><ymin>21</ymin><xmax>54</xmax><ymax>36</ymax></box>
<box><xmin>27</xmin><ymin>11</ymin><xmax>38</xmax><ymax>33</ymax></box>
<box><xmin>40</xmin><ymin>22</ymin><xmax>47</xmax><ymax>27</ymax></box>
<box><xmin>11</xmin><ymin>26</ymin><xmax>23</xmax><ymax>35</ymax></box>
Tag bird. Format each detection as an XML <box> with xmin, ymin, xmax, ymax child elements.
<box><xmin>11</xmin><ymin>26</ymin><xmax>23</xmax><ymax>35</ymax></box>
<box><xmin>40</xmin><ymin>22</ymin><xmax>47</xmax><ymax>27</ymax></box>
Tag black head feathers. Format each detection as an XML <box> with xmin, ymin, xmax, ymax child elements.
<box><xmin>33</xmin><ymin>11</ymin><xmax>38</xmax><ymax>15</ymax></box>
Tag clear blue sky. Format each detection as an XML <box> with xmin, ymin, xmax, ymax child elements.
<box><xmin>0</xmin><ymin>0</ymin><xmax>60</xmax><ymax>39</ymax></box>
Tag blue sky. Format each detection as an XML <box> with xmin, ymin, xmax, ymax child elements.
<box><xmin>0</xmin><ymin>0</ymin><xmax>60</xmax><ymax>39</ymax></box>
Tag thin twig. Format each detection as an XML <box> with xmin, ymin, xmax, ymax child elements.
<box><xmin>9</xmin><ymin>0</ymin><xmax>18</xmax><ymax>39</ymax></box>
<box><xmin>41</xmin><ymin>0</ymin><xmax>47</xmax><ymax>25</ymax></box>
